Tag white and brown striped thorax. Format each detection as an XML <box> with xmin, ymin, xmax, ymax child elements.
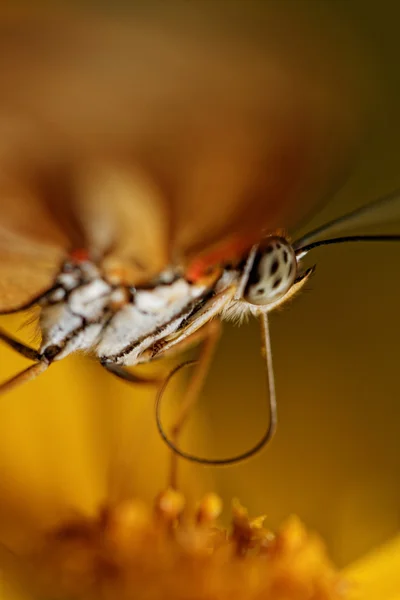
<box><xmin>38</xmin><ymin>259</ymin><xmax>211</xmax><ymax>364</ymax></box>
<box><xmin>37</xmin><ymin>236</ymin><xmax>303</xmax><ymax>366</ymax></box>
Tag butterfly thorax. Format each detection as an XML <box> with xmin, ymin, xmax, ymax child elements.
<box><xmin>36</xmin><ymin>235</ymin><xmax>305</xmax><ymax>365</ymax></box>
<box><xmin>38</xmin><ymin>259</ymin><xmax>228</xmax><ymax>364</ymax></box>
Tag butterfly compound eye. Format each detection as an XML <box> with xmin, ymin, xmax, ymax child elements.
<box><xmin>243</xmin><ymin>237</ymin><xmax>297</xmax><ymax>306</ymax></box>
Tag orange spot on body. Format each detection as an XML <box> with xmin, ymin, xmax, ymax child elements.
<box><xmin>70</xmin><ymin>248</ymin><xmax>90</xmax><ymax>263</ymax></box>
<box><xmin>186</xmin><ymin>235</ymin><xmax>257</xmax><ymax>282</ymax></box>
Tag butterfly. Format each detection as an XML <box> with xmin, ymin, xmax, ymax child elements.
<box><xmin>0</xmin><ymin>187</ymin><xmax>399</xmax><ymax>472</ymax></box>
<box><xmin>0</xmin><ymin>3</ymin><xmax>374</xmax><ymax>476</ymax></box>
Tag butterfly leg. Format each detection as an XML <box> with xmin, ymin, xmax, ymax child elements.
<box><xmin>0</xmin><ymin>328</ymin><xmax>41</xmax><ymax>361</ymax></box>
<box><xmin>100</xmin><ymin>362</ymin><xmax>163</xmax><ymax>386</ymax></box>
<box><xmin>158</xmin><ymin>319</ymin><xmax>222</xmax><ymax>489</ymax></box>
<box><xmin>0</xmin><ymin>328</ymin><xmax>50</xmax><ymax>394</ymax></box>
<box><xmin>0</xmin><ymin>361</ymin><xmax>49</xmax><ymax>395</ymax></box>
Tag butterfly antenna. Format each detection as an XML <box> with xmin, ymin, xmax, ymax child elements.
<box><xmin>155</xmin><ymin>311</ymin><xmax>277</xmax><ymax>466</ymax></box>
<box><xmin>295</xmin><ymin>234</ymin><xmax>400</xmax><ymax>259</ymax></box>
<box><xmin>294</xmin><ymin>187</ymin><xmax>400</xmax><ymax>250</ymax></box>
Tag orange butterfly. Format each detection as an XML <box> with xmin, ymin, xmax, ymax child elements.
<box><xmin>0</xmin><ymin>3</ymin><xmax>372</xmax><ymax>471</ymax></box>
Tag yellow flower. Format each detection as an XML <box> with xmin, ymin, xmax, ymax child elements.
<box><xmin>345</xmin><ymin>535</ymin><xmax>400</xmax><ymax>600</ymax></box>
<box><xmin>0</xmin><ymin>341</ymin><xmax>397</xmax><ymax>600</ymax></box>
<box><xmin>0</xmin><ymin>492</ymin><xmax>348</xmax><ymax>600</ymax></box>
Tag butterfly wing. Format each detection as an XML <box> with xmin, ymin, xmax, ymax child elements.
<box><xmin>0</xmin><ymin>242</ymin><xmax>63</xmax><ymax>314</ymax></box>
<box><xmin>0</xmin><ymin>174</ymin><xmax>71</xmax><ymax>313</ymax></box>
<box><xmin>0</xmin><ymin>3</ymin><xmax>365</xmax><ymax>306</ymax></box>
<box><xmin>73</xmin><ymin>163</ymin><xmax>170</xmax><ymax>284</ymax></box>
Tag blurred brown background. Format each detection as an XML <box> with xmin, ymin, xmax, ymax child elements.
<box><xmin>0</xmin><ymin>0</ymin><xmax>398</xmax><ymax>570</ymax></box>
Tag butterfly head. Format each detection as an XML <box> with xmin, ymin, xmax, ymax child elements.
<box><xmin>238</xmin><ymin>236</ymin><xmax>315</xmax><ymax>312</ymax></box>
<box><xmin>243</xmin><ymin>237</ymin><xmax>296</xmax><ymax>305</ymax></box>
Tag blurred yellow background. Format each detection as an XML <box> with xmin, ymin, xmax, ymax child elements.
<box><xmin>202</xmin><ymin>0</ymin><xmax>400</xmax><ymax>566</ymax></box>
<box><xmin>0</xmin><ymin>0</ymin><xmax>398</xmax><ymax>573</ymax></box>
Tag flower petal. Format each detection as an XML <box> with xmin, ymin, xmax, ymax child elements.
<box><xmin>345</xmin><ymin>535</ymin><xmax>400</xmax><ymax>600</ymax></box>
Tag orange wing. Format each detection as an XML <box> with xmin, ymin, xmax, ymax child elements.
<box><xmin>0</xmin><ymin>4</ymin><xmax>366</xmax><ymax>307</ymax></box>
<box><xmin>0</xmin><ymin>175</ymin><xmax>70</xmax><ymax>312</ymax></box>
